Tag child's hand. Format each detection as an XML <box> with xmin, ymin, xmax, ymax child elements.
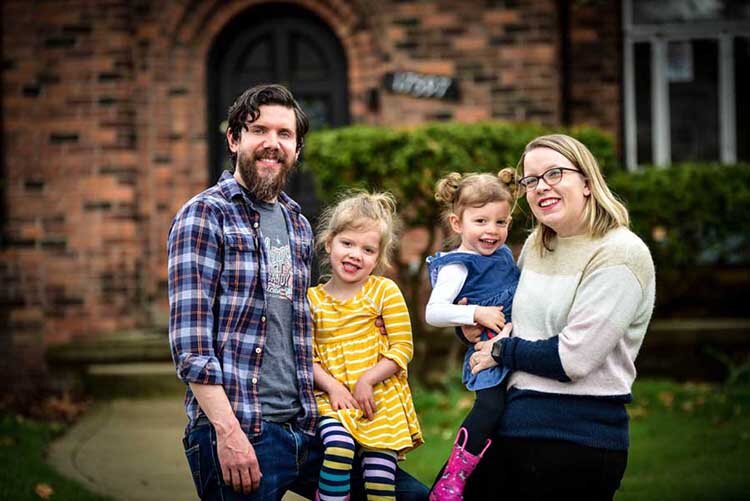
<box><xmin>473</xmin><ymin>306</ymin><xmax>506</xmax><ymax>334</ymax></box>
<box><xmin>456</xmin><ymin>298</ymin><xmax>483</xmax><ymax>343</ymax></box>
<box><xmin>327</xmin><ymin>381</ymin><xmax>361</xmax><ymax>412</ymax></box>
<box><xmin>353</xmin><ymin>378</ymin><xmax>376</xmax><ymax>420</ymax></box>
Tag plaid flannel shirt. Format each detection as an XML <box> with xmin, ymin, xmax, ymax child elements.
<box><xmin>167</xmin><ymin>171</ymin><xmax>317</xmax><ymax>437</ymax></box>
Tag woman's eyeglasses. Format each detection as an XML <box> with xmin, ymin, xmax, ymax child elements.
<box><xmin>518</xmin><ymin>167</ymin><xmax>583</xmax><ymax>191</ymax></box>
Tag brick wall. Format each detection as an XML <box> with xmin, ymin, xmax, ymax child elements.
<box><xmin>373</xmin><ymin>0</ymin><xmax>561</xmax><ymax>125</ymax></box>
<box><xmin>566</xmin><ymin>0</ymin><xmax>622</xmax><ymax>147</ymax></box>
<box><xmin>1</xmin><ymin>0</ymin><xmax>621</xmax><ymax>394</ymax></box>
<box><xmin>2</xmin><ymin>0</ymin><xmax>145</xmax><ymax>394</ymax></box>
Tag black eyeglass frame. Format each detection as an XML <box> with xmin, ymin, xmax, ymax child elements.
<box><xmin>518</xmin><ymin>167</ymin><xmax>584</xmax><ymax>191</ymax></box>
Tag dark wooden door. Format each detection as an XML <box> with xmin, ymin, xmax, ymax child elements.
<box><xmin>207</xmin><ymin>4</ymin><xmax>349</xmax><ymax>225</ymax></box>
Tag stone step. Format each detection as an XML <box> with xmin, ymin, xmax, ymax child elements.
<box><xmin>639</xmin><ymin>318</ymin><xmax>750</xmax><ymax>381</ymax></box>
<box><xmin>46</xmin><ymin>319</ymin><xmax>750</xmax><ymax>384</ymax></box>
<box><xmin>47</xmin><ymin>329</ymin><xmax>171</xmax><ymax>366</ymax></box>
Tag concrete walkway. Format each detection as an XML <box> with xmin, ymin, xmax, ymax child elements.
<box><xmin>47</xmin><ymin>363</ymin><xmax>305</xmax><ymax>501</ymax></box>
<box><xmin>48</xmin><ymin>397</ymin><xmax>194</xmax><ymax>501</ymax></box>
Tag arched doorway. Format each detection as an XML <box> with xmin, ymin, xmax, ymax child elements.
<box><xmin>207</xmin><ymin>3</ymin><xmax>349</xmax><ymax>225</ymax></box>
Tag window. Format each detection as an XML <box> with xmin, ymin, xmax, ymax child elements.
<box><xmin>623</xmin><ymin>0</ymin><xmax>750</xmax><ymax>168</ymax></box>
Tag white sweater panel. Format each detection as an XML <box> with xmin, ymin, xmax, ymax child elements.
<box><xmin>508</xmin><ymin>227</ymin><xmax>655</xmax><ymax>397</ymax></box>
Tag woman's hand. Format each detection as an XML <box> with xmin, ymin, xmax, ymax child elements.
<box><xmin>327</xmin><ymin>380</ymin><xmax>361</xmax><ymax>411</ymax></box>
<box><xmin>471</xmin><ymin>322</ymin><xmax>512</xmax><ymax>374</ymax></box>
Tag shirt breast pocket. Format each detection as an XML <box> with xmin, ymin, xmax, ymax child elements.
<box><xmin>224</xmin><ymin>233</ymin><xmax>258</xmax><ymax>292</ymax></box>
<box><xmin>299</xmin><ymin>241</ymin><xmax>312</xmax><ymax>263</ymax></box>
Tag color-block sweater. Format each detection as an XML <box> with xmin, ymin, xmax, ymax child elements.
<box><xmin>496</xmin><ymin>227</ymin><xmax>655</xmax><ymax>450</ymax></box>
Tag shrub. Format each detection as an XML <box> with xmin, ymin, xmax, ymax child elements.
<box><xmin>609</xmin><ymin>163</ymin><xmax>750</xmax><ymax>317</ymax></box>
<box><xmin>304</xmin><ymin>122</ymin><xmax>617</xmax><ymax>251</ymax></box>
<box><xmin>303</xmin><ymin>122</ymin><xmax>616</xmax><ymax>377</ymax></box>
<box><xmin>609</xmin><ymin>163</ymin><xmax>750</xmax><ymax>268</ymax></box>
<box><xmin>304</xmin><ymin>122</ymin><xmax>749</xmax><ymax>374</ymax></box>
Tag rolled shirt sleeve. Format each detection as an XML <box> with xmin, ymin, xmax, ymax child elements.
<box><xmin>168</xmin><ymin>201</ymin><xmax>224</xmax><ymax>386</ymax></box>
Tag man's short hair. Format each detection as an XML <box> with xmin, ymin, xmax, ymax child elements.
<box><xmin>226</xmin><ymin>83</ymin><xmax>310</xmax><ymax>160</ymax></box>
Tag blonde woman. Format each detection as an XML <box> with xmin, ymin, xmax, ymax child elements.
<box><xmin>466</xmin><ymin>134</ymin><xmax>655</xmax><ymax>500</ymax></box>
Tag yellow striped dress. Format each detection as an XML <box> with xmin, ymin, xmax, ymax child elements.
<box><xmin>308</xmin><ymin>275</ymin><xmax>423</xmax><ymax>455</ymax></box>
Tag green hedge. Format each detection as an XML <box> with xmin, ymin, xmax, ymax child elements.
<box><xmin>302</xmin><ymin>121</ymin><xmax>618</xmax><ymax>356</ymax></box>
<box><xmin>610</xmin><ymin>164</ymin><xmax>750</xmax><ymax>317</ymax></box>
<box><xmin>610</xmin><ymin>164</ymin><xmax>750</xmax><ymax>268</ymax></box>
<box><xmin>303</xmin><ymin>122</ymin><xmax>616</xmax><ymax>245</ymax></box>
<box><xmin>303</xmin><ymin>122</ymin><xmax>749</xmax><ymax>320</ymax></box>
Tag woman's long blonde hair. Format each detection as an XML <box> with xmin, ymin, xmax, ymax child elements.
<box><xmin>516</xmin><ymin>134</ymin><xmax>629</xmax><ymax>254</ymax></box>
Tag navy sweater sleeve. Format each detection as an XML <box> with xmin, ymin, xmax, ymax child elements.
<box><xmin>498</xmin><ymin>336</ymin><xmax>571</xmax><ymax>382</ymax></box>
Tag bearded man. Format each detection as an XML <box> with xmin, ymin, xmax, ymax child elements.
<box><xmin>168</xmin><ymin>84</ymin><xmax>428</xmax><ymax>501</ymax></box>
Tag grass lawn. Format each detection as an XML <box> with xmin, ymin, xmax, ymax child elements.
<box><xmin>1</xmin><ymin>376</ymin><xmax>747</xmax><ymax>500</ymax></box>
<box><xmin>401</xmin><ymin>377</ymin><xmax>750</xmax><ymax>500</ymax></box>
<box><xmin>0</xmin><ymin>414</ymin><xmax>112</xmax><ymax>501</ymax></box>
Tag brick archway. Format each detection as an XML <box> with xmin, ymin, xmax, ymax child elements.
<box><xmin>166</xmin><ymin>0</ymin><xmax>383</xmax><ymax>125</ymax></box>
<box><xmin>142</xmin><ymin>1</ymin><xmax>384</xmax><ymax>319</ymax></box>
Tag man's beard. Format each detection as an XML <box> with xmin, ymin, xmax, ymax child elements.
<box><xmin>237</xmin><ymin>147</ymin><xmax>295</xmax><ymax>202</ymax></box>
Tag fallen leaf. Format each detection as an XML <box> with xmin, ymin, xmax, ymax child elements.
<box><xmin>35</xmin><ymin>483</ymin><xmax>54</xmax><ymax>499</ymax></box>
<box><xmin>628</xmin><ymin>406</ymin><xmax>649</xmax><ymax>419</ymax></box>
<box><xmin>658</xmin><ymin>391</ymin><xmax>674</xmax><ymax>408</ymax></box>
<box><xmin>457</xmin><ymin>396</ymin><xmax>473</xmax><ymax>411</ymax></box>
<box><xmin>0</xmin><ymin>435</ymin><xmax>16</xmax><ymax>447</ymax></box>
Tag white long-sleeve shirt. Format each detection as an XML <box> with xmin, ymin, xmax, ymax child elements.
<box><xmin>425</xmin><ymin>251</ymin><xmax>478</xmax><ymax>327</ymax></box>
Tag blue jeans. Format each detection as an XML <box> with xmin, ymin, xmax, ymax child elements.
<box><xmin>184</xmin><ymin>418</ymin><xmax>321</xmax><ymax>500</ymax></box>
<box><xmin>183</xmin><ymin>419</ymin><xmax>428</xmax><ymax>501</ymax></box>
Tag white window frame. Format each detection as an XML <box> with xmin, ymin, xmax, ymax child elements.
<box><xmin>622</xmin><ymin>0</ymin><xmax>749</xmax><ymax>169</ymax></box>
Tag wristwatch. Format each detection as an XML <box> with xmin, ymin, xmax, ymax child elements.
<box><xmin>491</xmin><ymin>338</ymin><xmax>504</xmax><ymax>364</ymax></box>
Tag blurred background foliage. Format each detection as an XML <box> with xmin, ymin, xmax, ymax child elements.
<box><xmin>304</xmin><ymin>121</ymin><xmax>618</xmax><ymax>245</ymax></box>
<box><xmin>303</xmin><ymin>122</ymin><xmax>750</xmax><ymax>380</ymax></box>
<box><xmin>610</xmin><ymin>164</ymin><xmax>750</xmax><ymax>317</ymax></box>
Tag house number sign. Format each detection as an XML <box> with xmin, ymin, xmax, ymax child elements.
<box><xmin>384</xmin><ymin>71</ymin><xmax>459</xmax><ymax>100</ymax></box>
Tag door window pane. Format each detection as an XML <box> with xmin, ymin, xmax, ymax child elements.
<box><xmin>634</xmin><ymin>42</ymin><xmax>653</xmax><ymax>165</ymax></box>
<box><xmin>633</xmin><ymin>0</ymin><xmax>750</xmax><ymax>24</ymax></box>
<box><xmin>736</xmin><ymin>37</ymin><xmax>750</xmax><ymax>163</ymax></box>
<box><xmin>292</xmin><ymin>34</ymin><xmax>330</xmax><ymax>80</ymax></box>
<box><xmin>298</xmin><ymin>96</ymin><xmax>331</xmax><ymax>131</ymax></box>
<box><xmin>669</xmin><ymin>39</ymin><xmax>719</xmax><ymax>163</ymax></box>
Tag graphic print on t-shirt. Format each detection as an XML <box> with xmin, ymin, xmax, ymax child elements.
<box><xmin>264</xmin><ymin>236</ymin><xmax>293</xmax><ymax>301</ymax></box>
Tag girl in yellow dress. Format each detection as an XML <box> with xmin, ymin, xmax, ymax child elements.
<box><xmin>308</xmin><ymin>191</ymin><xmax>423</xmax><ymax>501</ymax></box>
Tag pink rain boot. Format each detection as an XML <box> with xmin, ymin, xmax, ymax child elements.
<box><xmin>429</xmin><ymin>427</ymin><xmax>491</xmax><ymax>501</ymax></box>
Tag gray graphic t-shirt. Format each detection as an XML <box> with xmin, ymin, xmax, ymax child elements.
<box><xmin>255</xmin><ymin>200</ymin><xmax>301</xmax><ymax>422</ymax></box>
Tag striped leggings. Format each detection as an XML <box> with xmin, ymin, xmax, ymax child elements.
<box><xmin>318</xmin><ymin>417</ymin><xmax>398</xmax><ymax>501</ymax></box>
